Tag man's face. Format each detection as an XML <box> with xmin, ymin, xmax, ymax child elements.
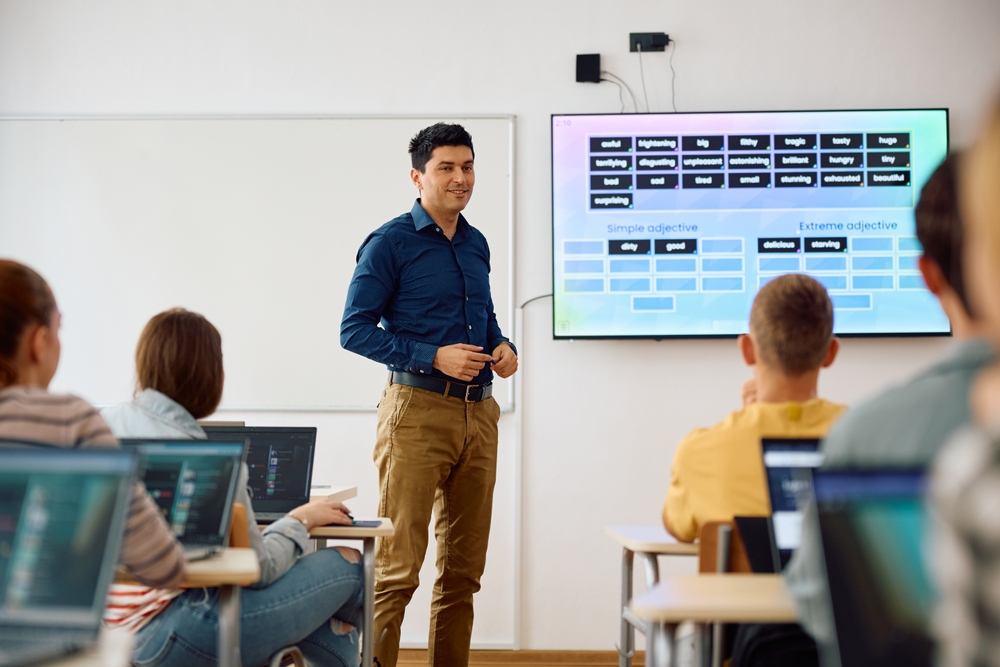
<box><xmin>411</xmin><ymin>145</ymin><xmax>475</xmax><ymax>215</ymax></box>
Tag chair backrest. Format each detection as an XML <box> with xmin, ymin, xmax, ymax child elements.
<box><xmin>229</xmin><ymin>502</ymin><xmax>250</xmax><ymax>548</ymax></box>
<box><xmin>697</xmin><ymin>520</ymin><xmax>753</xmax><ymax>574</ymax></box>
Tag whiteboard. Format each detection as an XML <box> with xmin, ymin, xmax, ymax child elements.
<box><xmin>0</xmin><ymin>117</ymin><xmax>514</xmax><ymax>409</ymax></box>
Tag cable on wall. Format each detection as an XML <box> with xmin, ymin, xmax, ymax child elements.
<box><xmin>601</xmin><ymin>78</ymin><xmax>626</xmax><ymax>113</ymax></box>
<box><xmin>667</xmin><ymin>38</ymin><xmax>678</xmax><ymax>112</ymax></box>
<box><xmin>636</xmin><ymin>43</ymin><xmax>650</xmax><ymax>112</ymax></box>
<box><xmin>600</xmin><ymin>71</ymin><xmax>639</xmax><ymax>113</ymax></box>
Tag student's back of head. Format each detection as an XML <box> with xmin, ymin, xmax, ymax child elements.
<box><xmin>135</xmin><ymin>308</ymin><xmax>224</xmax><ymax>420</ymax></box>
<box><xmin>0</xmin><ymin>259</ymin><xmax>58</xmax><ymax>390</ymax></box>
<box><xmin>748</xmin><ymin>274</ymin><xmax>834</xmax><ymax>376</ymax></box>
<box><xmin>914</xmin><ymin>154</ymin><xmax>978</xmax><ymax>332</ymax></box>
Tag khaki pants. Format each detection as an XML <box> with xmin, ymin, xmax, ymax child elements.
<box><xmin>372</xmin><ymin>381</ymin><xmax>500</xmax><ymax>667</ymax></box>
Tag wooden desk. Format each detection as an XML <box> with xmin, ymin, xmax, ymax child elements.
<box><xmin>309</xmin><ymin>485</ymin><xmax>358</xmax><ymax>503</ymax></box>
<box><xmin>116</xmin><ymin>548</ymin><xmax>260</xmax><ymax>667</ymax></box>
<box><xmin>630</xmin><ymin>575</ymin><xmax>796</xmax><ymax>667</ymax></box>
<box><xmin>310</xmin><ymin>519</ymin><xmax>395</xmax><ymax>667</ymax></box>
<box><xmin>605</xmin><ymin>526</ymin><xmax>698</xmax><ymax>667</ymax></box>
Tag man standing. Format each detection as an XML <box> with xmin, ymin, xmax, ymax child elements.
<box><xmin>341</xmin><ymin>123</ymin><xmax>517</xmax><ymax>667</ymax></box>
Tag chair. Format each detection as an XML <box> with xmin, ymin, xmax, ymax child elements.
<box><xmin>697</xmin><ymin>521</ymin><xmax>753</xmax><ymax>667</ymax></box>
<box><xmin>229</xmin><ymin>504</ymin><xmax>306</xmax><ymax>667</ymax></box>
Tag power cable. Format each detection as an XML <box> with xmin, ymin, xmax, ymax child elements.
<box><xmin>600</xmin><ymin>71</ymin><xmax>639</xmax><ymax>113</ymax></box>
<box><xmin>518</xmin><ymin>294</ymin><xmax>552</xmax><ymax>309</ymax></box>
<box><xmin>667</xmin><ymin>38</ymin><xmax>678</xmax><ymax>112</ymax></box>
<box><xmin>600</xmin><ymin>78</ymin><xmax>626</xmax><ymax>113</ymax></box>
<box><xmin>636</xmin><ymin>43</ymin><xmax>650</xmax><ymax>112</ymax></box>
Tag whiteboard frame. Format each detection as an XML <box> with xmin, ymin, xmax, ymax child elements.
<box><xmin>1</xmin><ymin>114</ymin><xmax>517</xmax><ymax>413</ymax></box>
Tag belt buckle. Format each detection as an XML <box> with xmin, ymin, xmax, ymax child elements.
<box><xmin>464</xmin><ymin>384</ymin><xmax>477</xmax><ymax>402</ymax></box>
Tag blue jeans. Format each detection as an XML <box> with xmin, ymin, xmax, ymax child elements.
<box><xmin>132</xmin><ymin>548</ymin><xmax>364</xmax><ymax>667</ymax></box>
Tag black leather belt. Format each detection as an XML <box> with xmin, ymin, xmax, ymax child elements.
<box><xmin>389</xmin><ymin>371</ymin><xmax>493</xmax><ymax>402</ymax></box>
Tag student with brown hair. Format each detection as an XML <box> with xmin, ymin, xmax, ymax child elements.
<box><xmin>102</xmin><ymin>308</ymin><xmax>366</xmax><ymax>667</ymax></box>
<box><xmin>663</xmin><ymin>274</ymin><xmax>845</xmax><ymax>542</ymax></box>
<box><xmin>0</xmin><ymin>259</ymin><xmax>186</xmax><ymax>589</ymax></box>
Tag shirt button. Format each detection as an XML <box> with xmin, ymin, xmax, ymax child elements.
<box><xmin>436</xmin><ymin>228</ymin><xmax>440</xmax><ymax>232</ymax></box>
<box><xmin>468</xmin><ymin>325</ymin><xmax>472</xmax><ymax>330</ymax></box>
<box><xmin>466</xmin><ymin>297</ymin><xmax>469</xmax><ymax>301</ymax></box>
<box><xmin>420</xmin><ymin>370</ymin><xmax>424</xmax><ymax>373</ymax></box>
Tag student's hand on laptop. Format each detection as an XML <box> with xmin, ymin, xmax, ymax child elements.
<box><xmin>287</xmin><ymin>499</ymin><xmax>353</xmax><ymax>530</ymax></box>
<box><xmin>742</xmin><ymin>378</ymin><xmax>758</xmax><ymax>406</ymax></box>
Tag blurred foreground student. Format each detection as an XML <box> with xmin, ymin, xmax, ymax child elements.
<box><xmin>775</xmin><ymin>154</ymin><xmax>993</xmax><ymax>659</ymax></box>
<box><xmin>0</xmin><ymin>259</ymin><xmax>186</xmax><ymax>588</ymax></box>
<box><xmin>932</xmin><ymin>98</ymin><xmax>1000</xmax><ymax>667</ymax></box>
<box><xmin>103</xmin><ymin>308</ymin><xmax>365</xmax><ymax>667</ymax></box>
<box><xmin>663</xmin><ymin>273</ymin><xmax>844</xmax><ymax>542</ymax></box>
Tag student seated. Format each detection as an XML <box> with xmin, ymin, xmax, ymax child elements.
<box><xmin>0</xmin><ymin>259</ymin><xmax>186</xmax><ymax>589</ymax></box>
<box><xmin>932</xmin><ymin>98</ymin><xmax>1000</xmax><ymax>667</ymax></box>
<box><xmin>775</xmin><ymin>154</ymin><xmax>993</xmax><ymax>666</ymax></box>
<box><xmin>663</xmin><ymin>273</ymin><xmax>844</xmax><ymax>542</ymax></box>
<box><xmin>101</xmin><ymin>308</ymin><xmax>365</xmax><ymax>667</ymax></box>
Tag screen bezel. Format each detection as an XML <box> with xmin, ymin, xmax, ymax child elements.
<box><xmin>550</xmin><ymin>108</ymin><xmax>951</xmax><ymax>340</ymax></box>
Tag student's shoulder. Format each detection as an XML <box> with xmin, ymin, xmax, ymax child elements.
<box><xmin>676</xmin><ymin>405</ymin><xmax>758</xmax><ymax>452</ymax></box>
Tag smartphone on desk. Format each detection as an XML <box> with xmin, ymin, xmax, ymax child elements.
<box><xmin>346</xmin><ymin>520</ymin><xmax>382</xmax><ymax>528</ymax></box>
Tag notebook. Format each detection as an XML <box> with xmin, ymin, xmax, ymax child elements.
<box><xmin>0</xmin><ymin>447</ymin><xmax>136</xmax><ymax>667</ymax></box>
<box><xmin>120</xmin><ymin>440</ymin><xmax>247</xmax><ymax>561</ymax></box>
<box><xmin>814</xmin><ymin>468</ymin><xmax>933</xmax><ymax>667</ymax></box>
<box><xmin>201</xmin><ymin>427</ymin><xmax>316</xmax><ymax>522</ymax></box>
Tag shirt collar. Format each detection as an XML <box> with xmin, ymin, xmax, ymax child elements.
<box><xmin>937</xmin><ymin>337</ymin><xmax>996</xmax><ymax>372</ymax></box>
<box><xmin>411</xmin><ymin>199</ymin><xmax>469</xmax><ymax>239</ymax></box>
<box><xmin>132</xmin><ymin>388</ymin><xmax>205</xmax><ymax>438</ymax></box>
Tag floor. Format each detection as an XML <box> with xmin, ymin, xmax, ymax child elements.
<box><xmin>396</xmin><ymin>650</ymin><xmax>646</xmax><ymax>666</ymax></box>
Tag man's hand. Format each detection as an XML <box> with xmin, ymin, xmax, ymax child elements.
<box><xmin>741</xmin><ymin>378</ymin><xmax>758</xmax><ymax>406</ymax></box>
<box><xmin>433</xmin><ymin>344</ymin><xmax>494</xmax><ymax>382</ymax></box>
<box><xmin>491</xmin><ymin>342</ymin><xmax>518</xmax><ymax>379</ymax></box>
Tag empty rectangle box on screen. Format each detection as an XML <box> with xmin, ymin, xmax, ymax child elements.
<box><xmin>852</xmin><ymin>275</ymin><xmax>894</xmax><ymax>290</ymax></box>
<box><xmin>610</xmin><ymin>278</ymin><xmax>650</xmax><ymax>292</ymax></box>
<box><xmin>806</xmin><ymin>257</ymin><xmax>847</xmax><ymax>271</ymax></box>
<box><xmin>898</xmin><ymin>237</ymin><xmax>922</xmax><ymax>252</ymax></box>
<box><xmin>657</xmin><ymin>278</ymin><xmax>698</xmax><ymax>292</ymax></box>
<box><xmin>897</xmin><ymin>256</ymin><xmax>920</xmax><ymax>271</ymax></box>
<box><xmin>852</xmin><ymin>256</ymin><xmax>894</xmax><ymax>271</ymax></box>
<box><xmin>812</xmin><ymin>275</ymin><xmax>848</xmax><ymax>290</ymax></box>
<box><xmin>610</xmin><ymin>259</ymin><xmax>651</xmax><ymax>273</ymax></box>
<box><xmin>564</xmin><ymin>240</ymin><xmax>605</xmax><ymax>254</ymax></box>
<box><xmin>565</xmin><ymin>278</ymin><xmax>605</xmax><ymax>293</ymax></box>
<box><xmin>565</xmin><ymin>260</ymin><xmax>605</xmax><ymax>273</ymax></box>
<box><xmin>701</xmin><ymin>238</ymin><xmax>744</xmax><ymax>254</ymax></box>
<box><xmin>759</xmin><ymin>257</ymin><xmax>802</xmax><ymax>272</ymax></box>
<box><xmin>632</xmin><ymin>296</ymin><xmax>676</xmax><ymax>312</ymax></box>
<box><xmin>851</xmin><ymin>237</ymin><xmax>894</xmax><ymax>252</ymax></box>
<box><xmin>656</xmin><ymin>258</ymin><xmax>697</xmax><ymax>272</ymax></box>
<box><xmin>899</xmin><ymin>275</ymin><xmax>926</xmax><ymax>289</ymax></box>
<box><xmin>832</xmin><ymin>294</ymin><xmax>873</xmax><ymax>309</ymax></box>
<box><xmin>702</xmin><ymin>257</ymin><xmax>744</xmax><ymax>272</ymax></box>
<box><xmin>702</xmin><ymin>276</ymin><xmax>744</xmax><ymax>292</ymax></box>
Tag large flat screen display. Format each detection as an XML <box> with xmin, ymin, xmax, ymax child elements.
<box><xmin>551</xmin><ymin>109</ymin><xmax>950</xmax><ymax>338</ymax></box>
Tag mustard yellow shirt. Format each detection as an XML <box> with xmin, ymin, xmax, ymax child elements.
<box><xmin>663</xmin><ymin>399</ymin><xmax>847</xmax><ymax>542</ymax></box>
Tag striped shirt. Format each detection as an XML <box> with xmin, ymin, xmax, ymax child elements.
<box><xmin>0</xmin><ymin>386</ymin><xmax>186</xmax><ymax>594</ymax></box>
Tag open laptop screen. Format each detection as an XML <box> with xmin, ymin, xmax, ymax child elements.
<box><xmin>120</xmin><ymin>440</ymin><xmax>245</xmax><ymax>547</ymax></box>
<box><xmin>202</xmin><ymin>427</ymin><xmax>316</xmax><ymax>518</ymax></box>
<box><xmin>0</xmin><ymin>449</ymin><xmax>135</xmax><ymax>627</ymax></box>
<box><xmin>814</xmin><ymin>469</ymin><xmax>932</xmax><ymax>667</ymax></box>
<box><xmin>761</xmin><ymin>438</ymin><xmax>822</xmax><ymax>552</ymax></box>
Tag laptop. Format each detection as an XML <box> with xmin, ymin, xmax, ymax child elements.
<box><xmin>0</xmin><ymin>448</ymin><xmax>136</xmax><ymax>667</ymax></box>
<box><xmin>814</xmin><ymin>469</ymin><xmax>933</xmax><ymax>667</ymax></box>
<box><xmin>739</xmin><ymin>438</ymin><xmax>823</xmax><ymax>573</ymax></box>
<box><xmin>120</xmin><ymin>440</ymin><xmax>247</xmax><ymax>561</ymax></box>
<box><xmin>202</xmin><ymin>427</ymin><xmax>317</xmax><ymax>523</ymax></box>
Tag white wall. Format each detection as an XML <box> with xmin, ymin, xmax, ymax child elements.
<box><xmin>3</xmin><ymin>0</ymin><xmax>1000</xmax><ymax>650</ymax></box>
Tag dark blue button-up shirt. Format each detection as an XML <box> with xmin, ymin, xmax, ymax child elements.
<box><xmin>341</xmin><ymin>200</ymin><xmax>514</xmax><ymax>385</ymax></box>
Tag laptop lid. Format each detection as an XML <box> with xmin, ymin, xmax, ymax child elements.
<box><xmin>0</xmin><ymin>448</ymin><xmax>136</xmax><ymax>634</ymax></box>
<box><xmin>202</xmin><ymin>427</ymin><xmax>316</xmax><ymax>518</ymax></box>
<box><xmin>814</xmin><ymin>469</ymin><xmax>933</xmax><ymax>667</ymax></box>
<box><xmin>761</xmin><ymin>438</ymin><xmax>822</xmax><ymax>559</ymax></box>
<box><xmin>119</xmin><ymin>440</ymin><xmax>247</xmax><ymax>548</ymax></box>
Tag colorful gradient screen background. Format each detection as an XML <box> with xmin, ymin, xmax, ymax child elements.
<box><xmin>551</xmin><ymin>109</ymin><xmax>950</xmax><ymax>338</ymax></box>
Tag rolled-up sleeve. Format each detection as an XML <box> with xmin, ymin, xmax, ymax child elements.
<box><xmin>340</xmin><ymin>233</ymin><xmax>438</xmax><ymax>374</ymax></box>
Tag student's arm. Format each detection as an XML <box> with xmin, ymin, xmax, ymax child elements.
<box><xmin>235</xmin><ymin>464</ymin><xmax>307</xmax><ymax>588</ymax></box>
<box><xmin>340</xmin><ymin>233</ymin><xmax>438</xmax><ymax>374</ymax></box>
<box><xmin>76</xmin><ymin>410</ymin><xmax>186</xmax><ymax>588</ymax></box>
<box><xmin>663</xmin><ymin>436</ymin><xmax>699</xmax><ymax>543</ymax></box>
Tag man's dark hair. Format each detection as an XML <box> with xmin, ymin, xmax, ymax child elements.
<box><xmin>408</xmin><ymin>123</ymin><xmax>474</xmax><ymax>172</ymax></box>
<box><xmin>915</xmin><ymin>154</ymin><xmax>971</xmax><ymax>313</ymax></box>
